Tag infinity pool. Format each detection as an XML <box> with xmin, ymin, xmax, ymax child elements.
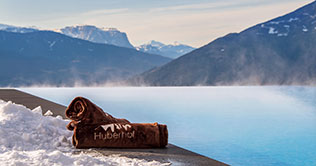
<box><xmin>20</xmin><ymin>87</ymin><xmax>316</xmax><ymax>166</ymax></box>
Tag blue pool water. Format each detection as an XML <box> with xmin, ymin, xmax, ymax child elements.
<box><xmin>19</xmin><ymin>87</ymin><xmax>316</xmax><ymax>166</ymax></box>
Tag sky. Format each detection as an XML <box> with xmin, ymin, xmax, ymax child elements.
<box><xmin>0</xmin><ymin>0</ymin><xmax>313</xmax><ymax>47</ymax></box>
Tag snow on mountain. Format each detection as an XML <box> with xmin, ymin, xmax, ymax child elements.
<box><xmin>0</xmin><ymin>23</ymin><xmax>194</xmax><ymax>59</ymax></box>
<box><xmin>254</xmin><ymin>1</ymin><xmax>316</xmax><ymax>37</ymax></box>
<box><xmin>0</xmin><ymin>23</ymin><xmax>37</xmax><ymax>33</ymax></box>
<box><xmin>58</xmin><ymin>25</ymin><xmax>134</xmax><ymax>49</ymax></box>
<box><xmin>136</xmin><ymin>40</ymin><xmax>195</xmax><ymax>59</ymax></box>
<box><xmin>133</xmin><ymin>1</ymin><xmax>316</xmax><ymax>86</ymax></box>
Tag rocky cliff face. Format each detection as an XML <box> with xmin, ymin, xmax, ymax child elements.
<box><xmin>59</xmin><ymin>25</ymin><xmax>134</xmax><ymax>49</ymax></box>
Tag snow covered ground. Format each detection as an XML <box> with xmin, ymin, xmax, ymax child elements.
<box><xmin>0</xmin><ymin>100</ymin><xmax>169</xmax><ymax>166</ymax></box>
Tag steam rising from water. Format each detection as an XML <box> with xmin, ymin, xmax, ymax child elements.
<box><xmin>19</xmin><ymin>86</ymin><xmax>316</xmax><ymax>166</ymax></box>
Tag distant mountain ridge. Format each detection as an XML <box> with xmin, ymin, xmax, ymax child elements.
<box><xmin>0</xmin><ymin>23</ymin><xmax>195</xmax><ymax>58</ymax></box>
<box><xmin>0</xmin><ymin>30</ymin><xmax>171</xmax><ymax>86</ymax></box>
<box><xmin>0</xmin><ymin>23</ymin><xmax>38</xmax><ymax>33</ymax></box>
<box><xmin>136</xmin><ymin>40</ymin><xmax>195</xmax><ymax>59</ymax></box>
<box><xmin>57</xmin><ymin>25</ymin><xmax>134</xmax><ymax>49</ymax></box>
<box><xmin>133</xmin><ymin>1</ymin><xmax>316</xmax><ymax>86</ymax></box>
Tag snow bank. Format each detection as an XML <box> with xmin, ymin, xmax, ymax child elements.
<box><xmin>0</xmin><ymin>100</ymin><xmax>169</xmax><ymax>166</ymax></box>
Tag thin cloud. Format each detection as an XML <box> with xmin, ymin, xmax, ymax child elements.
<box><xmin>148</xmin><ymin>0</ymin><xmax>266</xmax><ymax>13</ymax></box>
<box><xmin>149</xmin><ymin>2</ymin><xmax>231</xmax><ymax>13</ymax></box>
<box><xmin>123</xmin><ymin>0</ymin><xmax>313</xmax><ymax>47</ymax></box>
<box><xmin>14</xmin><ymin>0</ymin><xmax>313</xmax><ymax>47</ymax></box>
<box><xmin>81</xmin><ymin>8</ymin><xmax>129</xmax><ymax>16</ymax></box>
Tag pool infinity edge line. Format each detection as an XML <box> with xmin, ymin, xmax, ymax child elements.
<box><xmin>0</xmin><ymin>88</ymin><xmax>228</xmax><ymax>166</ymax></box>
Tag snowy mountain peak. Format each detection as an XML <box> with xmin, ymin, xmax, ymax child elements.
<box><xmin>0</xmin><ymin>23</ymin><xmax>37</xmax><ymax>33</ymax></box>
<box><xmin>137</xmin><ymin>41</ymin><xmax>195</xmax><ymax>59</ymax></box>
<box><xmin>59</xmin><ymin>25</ymin><xmax>134</xmax><ymax>48</ymax></box>
<box><xmin>147</xmin><ymin>40</ymin><xmax>165</xmax><ymax>48</ymax></box>
<box><xmin>101</xmin><ymin>27</ymin><xmax>119</xmax><ymax>31</ymax></box>
<box><xmin>0</xmin><ymin>23</ymin><xmax>12</xmax><ymax>29</ymax></box>
<box><xmin>172</xmin><ymin>41</ymin><xmax>181</xmax><ymax>46</ymax></box>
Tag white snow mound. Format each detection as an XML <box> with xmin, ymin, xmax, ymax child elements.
<box><xmin>0</xmin><ymin>100</ymin><xmax>169</xmax><ymax>166</ymax></box>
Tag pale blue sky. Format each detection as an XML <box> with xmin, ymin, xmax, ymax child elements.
<box><xmin>0</xmin><ymin>0</ymin><xmax>313</xmax><ymax>47</ymax></box>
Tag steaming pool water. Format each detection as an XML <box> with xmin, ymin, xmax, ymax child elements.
<box><xmin>20</xmin><ymin>87</ymin><xmax>316</xmax><ymax>166</ymax></box>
